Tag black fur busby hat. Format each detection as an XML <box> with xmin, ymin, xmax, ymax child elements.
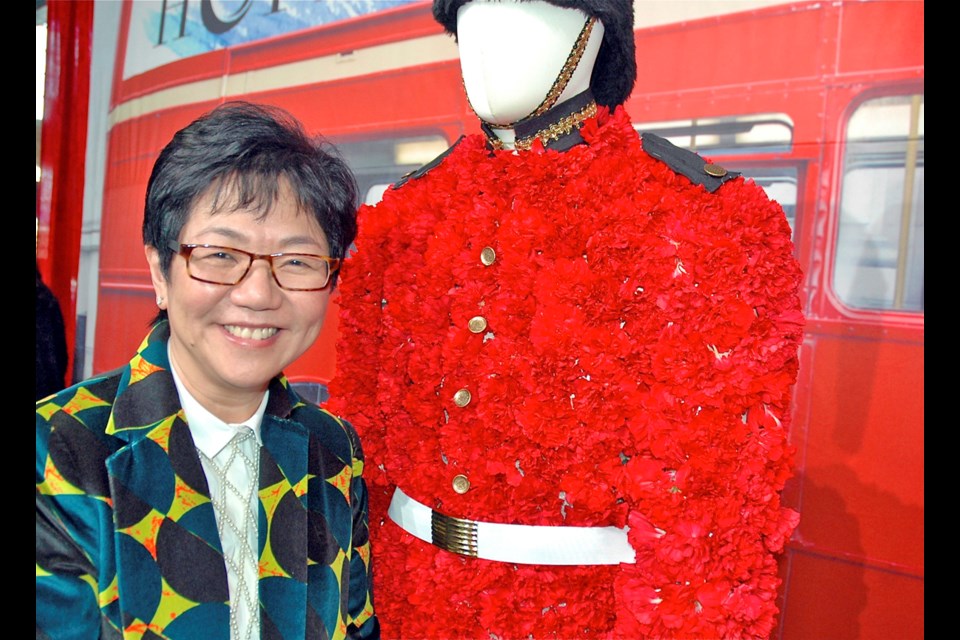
<box><xmin>433</xmin><ymin>0</ymin><xmax>636</xmax><ymax>109</ymax></box>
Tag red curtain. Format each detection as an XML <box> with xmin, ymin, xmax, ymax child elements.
<box><xmin>36</xmin><ymin>0</ymin><xmax>92</xmax><ymax>386</ymax></box>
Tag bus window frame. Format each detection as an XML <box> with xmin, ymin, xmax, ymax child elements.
<box><xmin>829</xmin><ymin>83</ymin><xmax>924</xmax><ymax>318</ymax></box>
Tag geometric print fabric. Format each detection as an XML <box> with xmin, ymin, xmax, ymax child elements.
<box><xmin>36</xmin><ymin>321</ymin><xmax>379</xmax><ymax>639</ymax></box>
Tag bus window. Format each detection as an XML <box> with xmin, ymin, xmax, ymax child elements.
<box><xmin>834</xmin><ymin>94</ymin><xmax>924</xmax><ymax>312</ymax></box>
<box><xmin>633</xmin><ymin>115</ymin><xmax>799</xmax><ymax>237</ymax></box>
<box><xmin>365</xmin><ymin>183</ymin><xmax>391</xmax><ymax>205</ymax></box>
<box><xmin>635</xmin><ymin>113</ymin><xmax>794</xmax><ymax>156</ymax></box>
<box><xmin>330</xmin><ymin>134</ymin><xmax>450</xmax><ymax>206</ymax></box>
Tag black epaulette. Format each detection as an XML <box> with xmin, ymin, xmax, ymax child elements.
<box><xmin>640</xmin><ymin>132</ymin><xmax>740</xmax><ymax>193</ymax></box>
<box><xmin>391</xmin><ymin>136</ymin><xmax>466</xmax><ymax>190</ymax></box>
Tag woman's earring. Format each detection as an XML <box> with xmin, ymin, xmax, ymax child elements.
<box><xmin>156</xmin><ymin>295</ymin><xmax>164</xmax><ymax>307</ymax></box>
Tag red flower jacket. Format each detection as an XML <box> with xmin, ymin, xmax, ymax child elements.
<box><xmin>328</xmin><ymin>105</ymin><xmax>803</xmax><ymax>639</ymax></box>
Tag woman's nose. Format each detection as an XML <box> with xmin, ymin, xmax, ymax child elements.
<box><xmin>229</xmin><ymin>258</ymin><xmax>283</xmax><ymax>309</ymax></box>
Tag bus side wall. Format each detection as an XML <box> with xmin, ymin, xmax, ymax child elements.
<box><xmin>626</xmin><ymin>3</ymin><xmax>924</xmax><ymax>638</ymax></box>
<box><xmin>92</xmin><ymin>2</ymin><xmax>923</xmax><ymax>637</ymax></box>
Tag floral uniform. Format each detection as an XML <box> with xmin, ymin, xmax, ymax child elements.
<box><xmin>328</xmin><ymin>98</ymin><xmax>803</xmax><ymax>639</ymax></box>
<box><xmin>36</xmin><ymin>321</ymin><xmax>380</xmax><ymax>639</ymax></box>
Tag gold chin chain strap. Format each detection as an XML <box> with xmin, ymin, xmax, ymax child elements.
<box><xmin>466</xmin><ymin>16</ymin><xmax>597</xmax><ymax>131</ymax></box>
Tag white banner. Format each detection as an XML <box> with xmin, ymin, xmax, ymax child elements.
<box><xmin>123</xmin><ymin>0</ymin><xmax>418</xmax><ymax>79</ymax></box>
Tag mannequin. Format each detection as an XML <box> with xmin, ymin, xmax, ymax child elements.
<box><xmin>328</xmin><ymin>1</ymin><xmax>803</xmax><ymax>638</ymax></box>
<box><xmin>456</xmin><ymin>0</ymin><xmax>604</xmax><ymax>147</ymax></box>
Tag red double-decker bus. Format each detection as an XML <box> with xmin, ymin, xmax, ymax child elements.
<box><xmin>43</xmin><ymin>1</ymin><xmax>923</xmax><ymax>637</ymax></box>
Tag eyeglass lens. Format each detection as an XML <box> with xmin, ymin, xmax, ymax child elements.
<box><xmin>186</xmin><ymin>245</ymin><xmax>331</xmax><ymax>290</ymax></box>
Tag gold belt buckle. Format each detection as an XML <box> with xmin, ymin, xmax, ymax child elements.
<box><xmin>431</xmin><ymin>510</ymin><xmax>479</xmax><ymax>557</ymax></box>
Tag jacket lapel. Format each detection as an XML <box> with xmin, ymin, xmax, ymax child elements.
<box><xmin>104</xmin><ymin>323</ymin><xmax>230</xmax><ymax>632</ymax></box>
<box><xmin>256</xmin><ymin>382</ymin><xmax>310</xmax><ymax>637</ymax></box>
<box><xmin>106</xmin><ymin>322</ymin><xmax>223</xmax><ymax>552</ymax></box>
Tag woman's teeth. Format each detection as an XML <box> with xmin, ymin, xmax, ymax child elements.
<box><xmin>225</xmin><ymin>325</ymin><xmax>278</xmax><ymax>340</ymax></box>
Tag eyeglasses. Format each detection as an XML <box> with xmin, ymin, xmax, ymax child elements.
<box><xmin>169</xmin><ymin>242</ymin><xmax>340</xmax><ymax>291</ymax></box>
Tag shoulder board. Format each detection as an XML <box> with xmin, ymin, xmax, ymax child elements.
<box><xmin>392</xmin><ymin>136</ymin><xmax>466</xmax><ymax>190</ymax></box>
<box><xmin>640</xmin><ymin>132</ymin><xmax>740</xmax><ymax>193</ymax></box>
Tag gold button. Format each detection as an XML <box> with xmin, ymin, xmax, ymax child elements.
<box><xmin>452</xmin><ymin>474</ymin><xmax>470</xmax><ymax>494</ymax></box>
<box><xmin>453</xmin><ymin>388</ymin><xmax>472</xmax><ymax>407</ymax></box>
<box><xmin>480</xmin><ymin>247</ymin><xmax>496</xmax><ymax>266</ymax></box>
<box><xmin>468</xmin><ymin>316</ymin><xmax>488</xmax><ymax>333</ymax></box>
<box><xmin>703</xmin><ymin>163</ymin><xmax>727</xmax><ymax>177</ymax></box>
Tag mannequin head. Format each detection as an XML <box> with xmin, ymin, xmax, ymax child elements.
<box><xmin>434</xmin><ymin>0</ymin><xmax>636</xmax><ymax>111</ymax></box>
<box><xmin>455</xmin><ymin>1</ymin><xmax>604</xmax><ymax>127</ymax></box>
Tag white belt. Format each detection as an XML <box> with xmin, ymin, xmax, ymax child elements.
<box><xmin>388</xmin><ymin>486</ymin><xmax>636</xmax><ymax>565</ymax></box>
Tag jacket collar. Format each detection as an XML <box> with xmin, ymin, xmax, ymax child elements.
<box><xmin>482</xmin><ymin>89</ymin><xmax>598</xmax><ymax>152</ymax></box>
<box><xmin>106</xmin><ymin>321</ymin><xmax>298</xmax><ymax>443</ymax></box>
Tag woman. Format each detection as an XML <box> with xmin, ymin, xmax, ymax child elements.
<box><xmin>36</xmin><ymin>101</ymin><xmax>380</xmax><ymax>640</ymax></box>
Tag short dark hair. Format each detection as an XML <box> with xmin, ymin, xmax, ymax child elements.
<box><xmin>142</xmin><ymin>101</ymin><xmax>358</xmax><ymax>286</ymax></box>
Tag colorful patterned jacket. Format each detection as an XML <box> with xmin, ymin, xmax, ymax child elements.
<box><xmin>36</xmin><ymin>321</ymin><xmax>379</xmax><ymax>640</ymax></box>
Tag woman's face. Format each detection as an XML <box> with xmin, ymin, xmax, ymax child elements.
<box><xmin>146</xmin><ymin>181</ymin><xmax>333</xmax><ymax>410</ymax></box>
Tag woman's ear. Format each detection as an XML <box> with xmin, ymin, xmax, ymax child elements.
<box><xmin>145</xmin><ymin>244</ymin><xmax>169</xmax><ymax>309</ymax></box>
